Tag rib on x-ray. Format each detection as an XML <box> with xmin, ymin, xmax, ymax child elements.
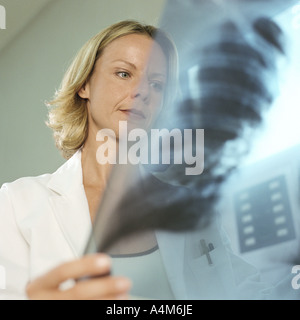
<box><xmin>84</xmin><ymin>0</ymin><xmax>288</xmax><ymax>255</ymax></box>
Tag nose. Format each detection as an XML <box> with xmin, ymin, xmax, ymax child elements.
<box><xmin>132</xmin><ymin>77</ymin><xmax>150</xmax><ymax>103</ymax></box>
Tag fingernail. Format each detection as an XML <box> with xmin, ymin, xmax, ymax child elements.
<box><xmin>116</xmin><ymin>278</ymin><xmax>132</xmax><ymax>291</ymax></box>
<box><xmin>95</xmin><ymin>255</ymin><xmax>111</xmax><ymax>269</ymax></box>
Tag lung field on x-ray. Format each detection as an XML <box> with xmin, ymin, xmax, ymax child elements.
<box><xmin>85</xmin><ymin>3</ymin><xmax>287</xmax><ymax>255</ymax></box>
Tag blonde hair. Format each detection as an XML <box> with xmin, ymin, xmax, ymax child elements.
<box><xmin>46</xmin><ymin>19</ymin><xmax>178</xmax><ymax>159</ymax></box>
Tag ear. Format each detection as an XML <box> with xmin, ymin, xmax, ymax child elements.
<box><xmin>78</xmin><ymin>82</ymin><xmax>90</xmax><ymax>99</ymax></box>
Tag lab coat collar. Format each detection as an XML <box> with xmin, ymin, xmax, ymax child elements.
<box><xmin>47</xmin><ymin>150</ymin><xmax>83</xmax><ymax>196</ymax></box>
<box><xmin>47</xmin><ymin>150</ymin><xmax>92</xmax><ymax>257</ymax></box>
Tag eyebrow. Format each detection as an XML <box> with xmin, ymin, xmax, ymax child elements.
<box><xmin>112</xmin><ymin>59</ymin><xmax>137</xmax><ymax>70</ymax></box>
<box><xmin>150</xmin><ymin>73</ymin><xmax>166</xmax><ymax>79</ymax></box>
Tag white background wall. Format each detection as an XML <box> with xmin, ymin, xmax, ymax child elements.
<box><xmin>0</xmin><ymin>0</ymin><xmax>166</xmax><ymax>185</ymax></box>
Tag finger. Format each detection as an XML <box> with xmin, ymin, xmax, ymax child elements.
<box><xmin>61</xmin><ymin>276</ymin><xmax>132</xmax><ymax>300</ymax></box>
<box><xmin>94</xmin><ymin>293</ymin><xmax>131</xmax><ymax>300</ymax></box>
<box><xmin>29</xmin><ymin>253</ymin><xmax>111</xmax><ymax>291</ymax></box>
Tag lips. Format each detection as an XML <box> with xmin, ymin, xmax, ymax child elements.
<box><xmin>120</xmin><ymin>108</ymin><xmax>146</xmax><ymax>119</ymax></box>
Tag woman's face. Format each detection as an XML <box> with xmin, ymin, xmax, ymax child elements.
<box><xmin>79</xmin><ymin>33</ymin><xmax>167</xmax><ymax>138</ymax></box>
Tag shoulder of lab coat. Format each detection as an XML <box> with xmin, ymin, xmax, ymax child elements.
<box><xmin>0</xmin><ymin>182</ymin><xmax>29</xmax><ymax>299</ymax></box>
<box><xmin>0</xmin><ymin>151</ymin><xmax>92</xmax><ymax>300</ymax></box>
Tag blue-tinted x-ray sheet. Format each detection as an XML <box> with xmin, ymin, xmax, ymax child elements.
<box><xmin>84</xmin><ymin>0</ymin><xmax>300</xmax><ymax>299</ymax></box>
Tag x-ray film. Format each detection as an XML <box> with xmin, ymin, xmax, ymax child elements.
<box><xmin>84</xmin><ymin>0</ymin><xmax>288</xmax><ymax>253</ymax></box>
<box><xmin>84</xmin><ymin>0</ymin><xmax>300</xmax><ymax>299</ymax></box>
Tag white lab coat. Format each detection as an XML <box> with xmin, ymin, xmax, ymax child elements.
<box><xmin>0</xmin><ymin>151</ymin><xmax>271</xmax><ymax>300</ymax></box>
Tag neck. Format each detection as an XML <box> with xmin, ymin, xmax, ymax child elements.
<box><xmin>81</xmin><ymin>132</ymin><xmax>119</xmax><ymax>222</ymax></box>
<box><xmin>81</xmin><ymin>133</ymin><xmax>117</xmax><ymax>189</ymax></box>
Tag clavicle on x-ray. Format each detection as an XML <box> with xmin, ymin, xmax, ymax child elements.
<box><xmin>84</xmin><ymin>0</ymin><xmax>300</xmax><ymax>299</ymax></box>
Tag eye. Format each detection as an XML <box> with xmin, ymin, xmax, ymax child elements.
<box><xmin>150</xmin><ymin>81</ymin><xmax>165</xmax><ymax>92</ymax></box>
<box><xmin>117</xmin><ymin>71</ymin><xmax>131</xmax><ymax>79</ymax></box>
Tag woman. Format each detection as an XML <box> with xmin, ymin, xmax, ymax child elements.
<box><xmin>0</xmin><ymin>20</ymin><xmax>270</xmax><ymax>300</ymax></box>
<box><xmin>0</xmin><ymin>19</ymin><xmax>180</xmax><ymax>300</ymax></box>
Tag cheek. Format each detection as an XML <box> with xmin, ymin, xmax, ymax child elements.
<box><xmin>91</xmin><ymin>79</ymin><xmax>129</xmax><ymax>110</ymax></box>
<box><xmin>150</xmin><ymin>92</ymin><xmax>164</xmax><ymax>111</ymax></box>
<box><xmin>89</xmin><ymin>87</ymin><xmax>112</xmax><ymax>114</ymax></box>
